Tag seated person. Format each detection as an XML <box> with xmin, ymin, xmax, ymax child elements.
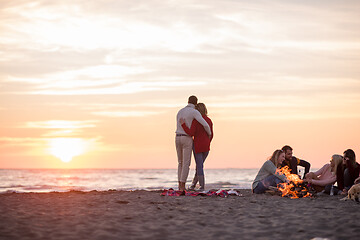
<box><xmin>281</xmin><ymin>145</ymin><xmax>310</xmax><ymax>179</ymax></box>
<box><xmin>305</xmin><ymin>154</ymin><xmax>343</xmax><ymax>193</ymax></box>
<box><xmin>343</xmin><ymin>149</ymin><xmax>360</xmax><ymax>192</ymax></box>
<box><xmin>252</xmin><ymin>149</ymin><xmax>289</xmax><ymax>194</ymax></box>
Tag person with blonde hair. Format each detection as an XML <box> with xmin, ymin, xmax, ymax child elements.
<box><xmin>180</xmin><ymin>103</ymin><xmax>213</xmax><ymax>191</ymax></box>
<box><xmin>252</xmin><ymin>149</ymin><xmax>289</xmax><ymax>194</ymax></box>
<box><xmin>305</xmin><ymin>154</ymin><xmax>344</xmax><ymax>194</ymax></box>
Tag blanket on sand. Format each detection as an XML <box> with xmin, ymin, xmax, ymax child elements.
<box><xmin>161</xmin><ymin>188</ymin><xmax>241</xmax><ymax>197</ymax></box>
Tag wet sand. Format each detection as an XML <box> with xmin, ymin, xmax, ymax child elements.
<box><xmin>0</xmin><ymin>190</ymin><xmax>359</xmax><ymax>240</ymax></box>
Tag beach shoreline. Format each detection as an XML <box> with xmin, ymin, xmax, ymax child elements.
<box><xmin>0</xmin><ymin>189</ymin><xmax>359</xmax><ymax>240</ymax></box>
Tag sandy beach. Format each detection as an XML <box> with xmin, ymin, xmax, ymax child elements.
<box><xmin>0</xmin><ymin>189</ymin><xmax>359</xmax><ymax>240</ymax></box>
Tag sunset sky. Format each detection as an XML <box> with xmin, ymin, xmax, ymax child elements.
<box><xmin>1</xmin><ymin>0</ymin><xmax>360</xmax><ymax>169</ymax></box>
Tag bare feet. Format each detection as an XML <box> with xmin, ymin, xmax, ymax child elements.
<box><xmin>179</xmin><ymin>181</ymin><xmax>186</xmax><ymax>191</ymax></box>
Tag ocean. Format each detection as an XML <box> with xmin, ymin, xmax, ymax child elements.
<box><xmin>0</xmin><ymin>168</ymin><xmax>258</xmax><ymax>193</ymax></box>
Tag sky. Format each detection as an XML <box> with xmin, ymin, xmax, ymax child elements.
<box><xmin>1</xmin><ymin>0</ymin><xmax>360</xmax><ymax>169</ymax></box>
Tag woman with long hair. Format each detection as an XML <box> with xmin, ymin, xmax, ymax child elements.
<box><xmin>343</xmin><ymin>149</ymin><xmax>360</xmax><ymax>192</ymax></box>
<box><xmin>305</xmin><ymin>154</ymin><xmax>344</xmax><ymax>194</ymax></box>
<box><xmin>252</xmin><ymin>149</ymin><xmax>288</xmax><ymax>194</ymax></box>
<box><xmin>180</xmin><ymin>103</ymin><xmax>213</xmax><ymax>191</ymax></box>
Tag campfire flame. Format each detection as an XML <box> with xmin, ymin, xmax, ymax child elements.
<box><xmin>276</xmin><ymin>166</ymin><xmax>312</xmax><ymax>199</ymax></box>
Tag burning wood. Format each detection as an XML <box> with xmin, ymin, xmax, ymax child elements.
<box><xmin>276</xmin><ymin>166</ymin><xmax>314</xmax><ymax>199</ymax></box>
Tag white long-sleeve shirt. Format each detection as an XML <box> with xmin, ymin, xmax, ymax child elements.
<box><xmin>176</xmin><ymin>103</ymin><xmax>211</xmax><ymax>136</ymax></box>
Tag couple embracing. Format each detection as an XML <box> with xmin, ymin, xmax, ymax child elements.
<box><xmin>175</xmin><ymin>95</ymin><xmax>214</xmax><ymax>191</ymax></box>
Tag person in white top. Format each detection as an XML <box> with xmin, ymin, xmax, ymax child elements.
<box><xmin>175</xmin><ymin>95</ymin><xmax>211</xmax><ymax>191</ymax></box>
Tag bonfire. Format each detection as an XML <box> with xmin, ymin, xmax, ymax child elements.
<box><xmin>275</xmin><ymin>166</ymin><xmax>314</xmax><ymax>199</ymax></box>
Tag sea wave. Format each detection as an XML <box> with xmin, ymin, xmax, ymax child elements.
<box><xmin>0</xmin><ymin>169</ymin><xmax>256</xmax><ymax>193</ymax></box>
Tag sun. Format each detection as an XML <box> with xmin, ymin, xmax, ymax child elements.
<box><xmin>49</xmin><ymin>138</ymin><xmax>86</xmax><ymax>163</ymax></box>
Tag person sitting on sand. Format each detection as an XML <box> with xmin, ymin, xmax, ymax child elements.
<box><xmin>343</xmin><ymin>149</ymin><xmax>360</xmax><ymax>193</ymax></box>
<box><xmin>180</xmin><ymin>103</ymin><xmax>213</xmax><ymax>191</ymax></box>
<box><xmin>252</xmin><ymin>149</ymin><xmax>289</xmax><ymax>194</ymax></box>
<box><xmin>304</xmin><ymin>154</ymin><xmax>344</xmax><ymax>194</ymax></box>
<box><xmin>281</xmin><ymin>145</ymin><xmax>310</xmax><ymax>179</ymax></box>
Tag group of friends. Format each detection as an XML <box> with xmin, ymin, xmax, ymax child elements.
<box><xmin>175</xmin><ymin>95</ymin><xmax>360</xmax><ymax>195</ymax></box>
<box><xmin>252</xmin><ymin>146</ymin><xmax>360</xmax><ymax>195</ymax></box>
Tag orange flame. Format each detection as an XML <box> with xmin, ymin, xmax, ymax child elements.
<box><xmin>276</xmin><ymin>166</ymin><xmax>310</xmax><ymax>199</ymax></box>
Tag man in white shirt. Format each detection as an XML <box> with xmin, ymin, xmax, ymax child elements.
<box><xmin>175</xmin><ymin>95</ymin><xmax>211</xmax><ymax>191</ymax></box>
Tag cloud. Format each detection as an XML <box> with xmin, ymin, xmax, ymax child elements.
<box><xmin>2</xmin><ymin>56</ymin><xmax>207</xmax><ymax>94</ymax></box>
<box><xmin>16</xmin><ymin>120</ymin><xmax>99</xmax><ymax>137</ymax></box>
<box><xmin>0</xmin><ymin>137</ymin><xmax>46</xmax><ymax>147</ymax></box>
<box><xmin>1</xmin><ymin>1</ymin><xmax>360</xmax><ymax>114</ymax></box>
<box><xmin>0</xmin><ymin>136</ymin><xmax>118</xmax><ymax>154</ymax></box>
<box><xmin>92</xmin><ymin>111</ymin><xmax>161</xmax><ymax>118</ymax></box>
<box><xmin>1</xmin><ymin>0</ymin><xmax>360</xmax><ymax>98</ymax></box>
<box><xmin>22</xmin><ymin>120</ymin><xmax>98</xmax><ymax>129</ymax></box>
<box><xmin>0</xmin><ymin>47</ymin><xmax>110</xmax><ymax>77</ymax></box>
<box><xmin>1</xmin><ymin>1</ymin><xmax>216</xmax><ymax>51</ymax></box>
<box><xmin>41</xmin><ymin>129</ymin><xmax>78</xmax><ymax>137</ymax></box>
<box><xmin>81</xmin><ymin>102</ymin><xmax>182</xmax><ymax>110</ymax></box>
<box><xmin>28</xmin><ymin>80</ymin><xmax>205</xmax><ymax>95</ymax></box>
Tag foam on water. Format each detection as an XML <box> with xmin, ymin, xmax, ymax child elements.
<box><xmin>0</xmin><ymin>168</ymin><xmax>258</xmax><ymax>193</ymax></box>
